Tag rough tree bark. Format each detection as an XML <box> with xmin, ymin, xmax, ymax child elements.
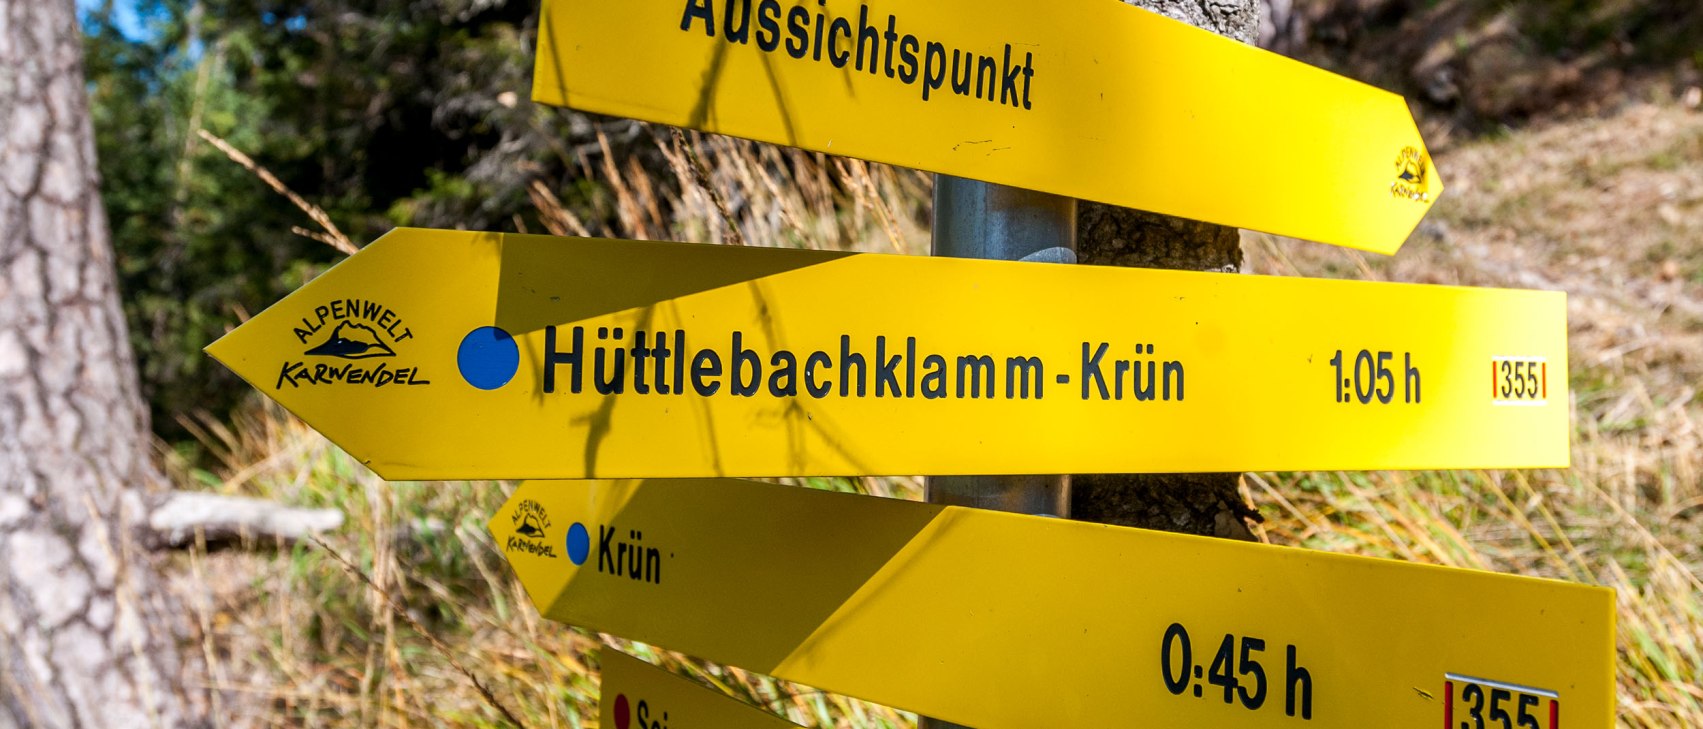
<box><xmin>0</xmin><ymin>1</ymin><xmax>210</xmax><ymax>725</ymax></box>
<box><xmin>1069</xmin><ymin>0</ymin><xmax>1265</xmax><ymax>539</ymax></box>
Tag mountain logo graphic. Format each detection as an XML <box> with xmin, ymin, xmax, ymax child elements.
<box><xmin>1391</xmin><ymin>146</ymin><xmax>1433</xmax><ymax>203</ymax></box>
<box><xmin>304</xmin><ymin>322</ymin><xmax>396</xmax><ymax>359</ymax></box>
<box><xmin>1397</xmin><ymin>150</ymin><xmax>1427</xmax><ymax>185</ymax></box>
<box><xmin>512</xmin><ymin>499</ymin><xmax>552</xmax><ymax>541</ymax></box>
<box><xmin>514</xmin><ymin>513</ymin><xmax>547</xmax><ymax>539</ymax></box>
<box><xmin>502</xmin><ymin>500</ymin><xmax>560</xmax><ymax>559</ymax></box>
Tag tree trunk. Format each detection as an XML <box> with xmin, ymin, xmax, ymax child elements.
<box><xmin>1069</xmin><ymin>0</ymin><xmax>1264</xmax><ymax>540</ymax></box>
<box><xmin>0</xmin><ymin>1</ymin><xmax>209</xmax><ymax>725</ymax></box>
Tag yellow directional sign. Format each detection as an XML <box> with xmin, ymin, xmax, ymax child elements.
<box><xmin>206</xmin><ymin>228</ymin><xmax>1569</xmax><ymax>480</ymax></box>
<box><xmin>533</xmin><ymin>0</ymin><xmax>1440</xmax><ymax>254</ymax></box>
<box><xmin>494</xmin><ymin>479</ymin><xmax>1614</xmax><ymax>729</ymax></box>
<box><xmin>599</xmin><ymin>650</ymin><xmax>802</xmax><ymax>729</ymax></box>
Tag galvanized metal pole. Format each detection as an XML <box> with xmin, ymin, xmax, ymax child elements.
<box><xmin>919</xmin><ymin>175</ymin><xmax>1075</xmax><ymax>729</ymax></box>
<box><xmin>918</xmin><ymin>3</ymin><xmax>1256</xmax><ymax>724</ymax></box>
<box><xmin>926</xmin><ymin>176</ymin><xmax>1075</xmax><ymax>518</ymax></box>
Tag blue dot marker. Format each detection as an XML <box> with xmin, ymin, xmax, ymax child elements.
<box><xmin>566</xmin><ymin>522</ymin><xmax>590</xmax><ymax>565</ymax></box>
<box><xmin>457</xmin><ymin>326</ymin><xmax>519</xmax><ymax>390</ymax></box>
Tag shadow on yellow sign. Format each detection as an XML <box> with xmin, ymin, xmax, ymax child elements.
<box><xmin>207</xmin><ymin>228</ymin><xmax>1565</xmax><ymax>480</ymax></box>
<box><xmin>533</xmin><ymin>0</ymin><xmax>1441</xmax><ymax>253</ymax></box>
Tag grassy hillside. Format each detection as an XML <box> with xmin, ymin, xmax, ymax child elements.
<box><xmin>167</xmin><ymin>101</ymin><xmax>1703</xmax><ymax>726</ymax></box>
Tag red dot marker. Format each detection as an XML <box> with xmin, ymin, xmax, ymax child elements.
<box><xmin>614</xmin><ymin>694</ymin><xmax>631</xmax><ymax>729</ymax></box>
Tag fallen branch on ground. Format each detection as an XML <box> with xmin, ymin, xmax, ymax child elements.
<box><xmin>146</xmin><ymin>491</ymin><xmax>344</xmax><ymax>549</ymax></box>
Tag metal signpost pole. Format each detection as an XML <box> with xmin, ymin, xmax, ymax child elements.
<box><xmin>925</xmin><ymin>175</ymin><xmax>1076</xmax><ymax>518</ymax></box>
<box><xmin>921</xmin><ymin>13</ymin><xmax>1253</xmax><ymax>724</ymax></box>
<box><xmin>921</xmin><ymin>175</ymin><xmax>1075</xmax><ymax>728</ymax></box>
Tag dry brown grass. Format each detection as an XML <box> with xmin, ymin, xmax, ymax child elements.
<box><xmin>175</xmin><ymin>103</ymin><xmax>1703</xmax><ymax>726</ymax></box>
<box><xmin>529</xmin><ymin>127</ymin><xmax>931</xmax><ymax>256</ymax></box>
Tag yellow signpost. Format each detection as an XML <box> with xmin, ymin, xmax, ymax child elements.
<box><xmin>533</xmin><ymin>0</ymin><xmax>1440</xmax><ymax>254</ymax></box>
<box><xmin>206</xmin><ymin>227</ymin><xmax>1569</xmax><ymax>480</ymax></box>
<box><xmin>599</xmin><ymin>650</ymin><xmax>803</xmax><ymax>729</ymax></box>
<box><xmin>493</xmin><ymin>478</ymin><xmax>1613</xmax><ymax>728</ymax></box>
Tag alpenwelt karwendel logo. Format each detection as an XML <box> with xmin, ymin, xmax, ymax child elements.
<box><xmin>277</xmin><ymin>298</ymin><xmax>431</xmax><ymax>389</ymax></box>
<box><xmin>506</xmin><ymin>499</ymin><xmax>558</xmax><ymax>558</ymax></box>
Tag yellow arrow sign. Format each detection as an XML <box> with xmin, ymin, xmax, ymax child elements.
<box><xmin>599</xmin><ymin>649</ymin><xmax>803</xmax><ymax>729</ymax></box>
<box><xmin>494</xmin><ymin>479</ymin><xmax>1614</xmax><ymax>729</ymax></box>
<box><xmin>206</xmin><ymin>228</ymin><xmax>1568</xmax><ymax>480</ymax></box>
<box><xmin>533</xmin><ymin>0</ymin><xmax>1440</xmax><ymax>254</ymax></box>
